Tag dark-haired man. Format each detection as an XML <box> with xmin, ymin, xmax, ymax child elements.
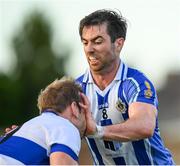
<box><xmin>77</xmin><ymin>9</ymin><xmax>175</xmax><ymax>165</ymax></box>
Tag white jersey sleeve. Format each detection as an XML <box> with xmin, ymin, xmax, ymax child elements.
<box><xmin>0</xmin><ymin>112</ymin><xmax>81</xmax><ymax>164</ymax></box>
<box><xmin>46</xmin><ymin>116</ymin><xmax>81</xmax><ymax>161</ymax></box>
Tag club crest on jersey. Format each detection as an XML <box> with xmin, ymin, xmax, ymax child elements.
<box><xmin>116</xmin><ymin>99</ymin><xmax>126</xmax><ymax>114</ymax></box>
<box><xmin>144</xmin><ymin>81</ymin><xmax>153</xmax><ymax>98</ymax></box>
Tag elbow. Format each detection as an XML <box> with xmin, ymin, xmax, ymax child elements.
<box><xmin>143</xmin><ymin>128</ymin><xmax>154</xmax><ymax>138</ymax></box>
<box><xmin>140</xmin><ymin>124</ymin><xmax>155</xmax><ymax>138</ymax></box>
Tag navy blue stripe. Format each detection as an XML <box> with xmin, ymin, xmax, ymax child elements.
<box><xmin>96</xmin><ymin>90</ymin><xmax>110</xmax><ymax>105</ymax></box>
<box><xmin>100</xmin><ymin>119</ymin><xmax>112</xmax><ymax>126</ymax></box>
<box><xmin>101</xmin><ymin>119</ymin><xmax>116</xmax><ymax>151</ymax></box>
<box><xmin>87</xmin><ymin>138</ymin><xmax>104</xmax><ymax>165</ymax></box>
<box><xmin>82</xmin><ymin>83</ymin><xmax>87</xmax><ymax>94</ymax></box>
<box><xmin>0</xmin><ymin>136</ymin><xmax>49</xmax><ymax>165</ymax></box>
<box><xmin>118</xmin><ymin>83</ymin><xmax>129</xmax><ymax>120</ymax></box>
<box><xmin>96</xmin><ymin>92</ymin><xmax>104</xmax><ymax>105</ymax></box>
<box><xmin>104</xmin><ymin>90</ymin><xmax>110</xmax><ymax>103</ymax></box>
<box><xmin>75</xmin><ymin>74</ymin><xmax>87</xmax><ymax>94</ymax></box>
<box><xmin>75</xmin><ymin>74</ymin><xmax>84</xmax><ymax>83</ymax></box>
<box><xmin>51</xmin><ymin>143</ymin><xmax>78</xmax><ymax>161</ymax></box>
<box><xmin>132</xmin><ymin>140</ymin><xmax>151</xmax><ymax>165</ymax></box>
<box><xmin>42</xmin><ymin>109</ymin><xmax>59</xmax><ymax>116</ymax></box>
<box><xmin>96</xmin><ymin>90</ymin><xmax>110</xmax><ymax>112</ymax></box>
<box><xmin>121</xmin><ymin>63</ymin><xmax>125</xmax><ymax>80</ymax></box>
<box><xmin>113</xmin><ymin>156</ymin><xmax>126</xmax><ymax>165</ymax></box>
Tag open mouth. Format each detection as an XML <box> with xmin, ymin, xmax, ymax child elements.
<box><xmin>88</xmin><ymin>56</ymin><xmax>99</xmax><ymax>65</ymax></box>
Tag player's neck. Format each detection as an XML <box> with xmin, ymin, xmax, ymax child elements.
<box><xmin>91</xmin><ymin>60</ymin><xmax>120</xmax><ymax>90</ymax></box>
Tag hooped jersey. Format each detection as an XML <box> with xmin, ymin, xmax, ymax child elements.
<box><xmin>76</xmin><ymin>61</ymin><xmax>174</xmax><ymax>165</ymax></box>
<box><xmin>0</xmin><ymin>112</ymin><xmax>81</xmax><ymax>165</ymax></box>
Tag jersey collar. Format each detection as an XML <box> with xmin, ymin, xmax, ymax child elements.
<box><xmin>82</xmin><ymin>60</ymin><xmax>128</xmax><ymax>83</ymax></box>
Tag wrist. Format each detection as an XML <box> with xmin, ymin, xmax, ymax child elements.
<box><xmin>89</xmin><ymin>125</ymin><xmax>104</xmax><ymax>139</ymax></box>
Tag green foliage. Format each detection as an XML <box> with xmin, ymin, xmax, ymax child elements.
<box><xmin>0</xmin><ymin>11</ymin><xmax>69</xmax><ymax>126</ymax></box>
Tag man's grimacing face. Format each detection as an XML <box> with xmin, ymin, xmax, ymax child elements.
<box><xmin>81</xmin><ymin>23</ymin><xmax>120</xmax><ymax>74</ymax></box>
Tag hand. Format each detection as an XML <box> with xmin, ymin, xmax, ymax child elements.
<box><xmin>5</xmin><ymin>125</ymin><xmax>18</xmax><ymax>134</ymax></box>
<box><xmin>79</xmin><ymin>93</ymin><xmax>97</xmax><ymax>136</ymax></box>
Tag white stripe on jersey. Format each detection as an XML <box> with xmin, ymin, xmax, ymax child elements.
<box><xmin>127</xmin><ymin>77</ymin><xmax>140</xmax><ymax>104</ymax></box>
<box><xmin>122</xmin><ymin>63</ymin><xmax>128</xmax><ymax>81</ymax></box>
<box><xmin>0</xmin><ymin>154</ymin><xmax>24</xmax><ymax>165</ymax></box>
<box><xmin>144</xmin><ymin>138</ymin><xmax>154</xmax><ymax>164</ymax></box>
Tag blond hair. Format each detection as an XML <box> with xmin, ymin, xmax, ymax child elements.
<box><xmin>37</xmin><ymin>77</ymin><xmax>82</xmax><ymax>113</ymax></box>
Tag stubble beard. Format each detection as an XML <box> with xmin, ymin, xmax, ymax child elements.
<box><xmin>89</xmin><ymin>57</ymin><xmax>116</xmax><ymax>75</ymax></box>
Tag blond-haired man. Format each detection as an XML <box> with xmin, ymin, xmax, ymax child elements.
<box><xmin>0</xmin><ymin>77</ymin><xmax>86</xmax><ymax>165</ymax></box>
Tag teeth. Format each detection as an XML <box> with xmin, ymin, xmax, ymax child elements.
<box><xmin>89</xmin><ymin>57</ymin><xmax>97</xmax><ymax>60</ymax></box>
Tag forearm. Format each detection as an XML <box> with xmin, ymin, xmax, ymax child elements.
<box><xmin>84</xmin><ymin>100</ymin><xmax>156</xmax><ymax>142</ymax></box>
<box><xmin>100</xmin><ymin>103</ymin><xmax>157</xmax><ymax>142</ymax></box>
<box><xmin>102</xmin><ymin>117</ymin><xmax>154</xmax><ymax>142</ymax></box>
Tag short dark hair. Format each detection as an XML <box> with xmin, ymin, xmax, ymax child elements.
<box><xmin>37</xmin><ymin>77</ymin><xmax>83</xmax><ymax>113</ymax></box>
<box><xmin>79</xmin><ymin>9</ymin><xmax>127</xmax><ymax>42</ymax></box>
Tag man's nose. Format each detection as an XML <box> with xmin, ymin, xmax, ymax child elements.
<box><xmin>85</xmin><ymin>43</ymin><xmax>94</xmax><ymax>53</ymax></box>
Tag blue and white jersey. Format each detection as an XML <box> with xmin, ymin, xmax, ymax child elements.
<box><xmin>0</xmin><ymin>112</ymin><xmax>81</xmax><ymax>165</ymax></box>
<box><xmin>76</xmin><ymin>60</ymin><xmax>174</xmax><ymax>165</ymax></box>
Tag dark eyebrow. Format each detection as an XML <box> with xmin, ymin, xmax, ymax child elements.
<box><xmin>81</xmin><ymin>36</ymin><xmax>103</xmax><ymax>42</ymax></box>
<box><xmin>93</xmin><ymin>36</ymin><xmax>103</xmax><ymax>41</ymax></box>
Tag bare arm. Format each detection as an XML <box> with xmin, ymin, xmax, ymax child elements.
<box><xmin>80</xmin><ymin>93</ymin><xmax>157</xmax><ymax>142</ymax></box>
<box><xmin>50</xmin><ymin>152</ymin><xmax>78</xmax><ymax>165</ymax></box>
<box><xmin>103</xmin><ymin>102</ymin><xmax>157</xmax><ymax>141</ymax></box>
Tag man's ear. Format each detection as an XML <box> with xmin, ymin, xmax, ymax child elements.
<box><xmin>115</xmin><ymin>37</ymin><xmax>124</xmax><ymax>52</ymax></box>
<box><xmin>71</xmin><ymin>102</ymin><xmax>79</xmax><ymax>118</ymax></box>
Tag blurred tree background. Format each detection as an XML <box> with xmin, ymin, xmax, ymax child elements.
<box><xmin>0</xmin><ymin>11</ymin><xmax>69</xmax><ymax>126</ymax></box>
<box><xmin>0</xmin><ymin>8</ymin><xmax>179</xmax><ymax>164</ymax></box>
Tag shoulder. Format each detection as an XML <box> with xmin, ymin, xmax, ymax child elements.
<box><xmin>75</xmin><ymin>68</ymin><xmax>90</xmax><ymax>84</ymax></box>
<box><xmin>75</xmin><ymin>74</ymin><xmax>85</xmax><ymax>83</ymax></box>
<box><xmin>126</xmin><ymin>67</ymin><xmax>154</xmax><ymax>86</ymax></box>
<box><xmin>75</xmin><ymin>71</ymin><xmax>90</xmax><ymax>93</ymax></box>
<box><xmin>27</xmin><ymin>114</ymin><xmax>79</xmax><ymax>135</ymax></box>
<box><xmin>45</xmin><ymin>115</ymin><xmax>79</xmax><ymax>133</ymax></box>
<box><xmin>122</xmin><ymin>65</ymin><xmax>157</xmax><ymax>96</ymax></box>
<box><xmin>61</xmin><ymin>118</ymin><xmax>79</xmax><ymax>133</ymax></box>
<box><xmin>39</xmin><ymin>114</ymin><xmax>81</xmax><ymax>145</ymax></box>
<box><xmin>122</xmin><ymin>66</ymin><xmax>158</xmax><ymax>105</ymax></box>
<box><xmin>127</xmin><ymin>67</ymin><xmax>146</xmax><ymax>80</ymax></box>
